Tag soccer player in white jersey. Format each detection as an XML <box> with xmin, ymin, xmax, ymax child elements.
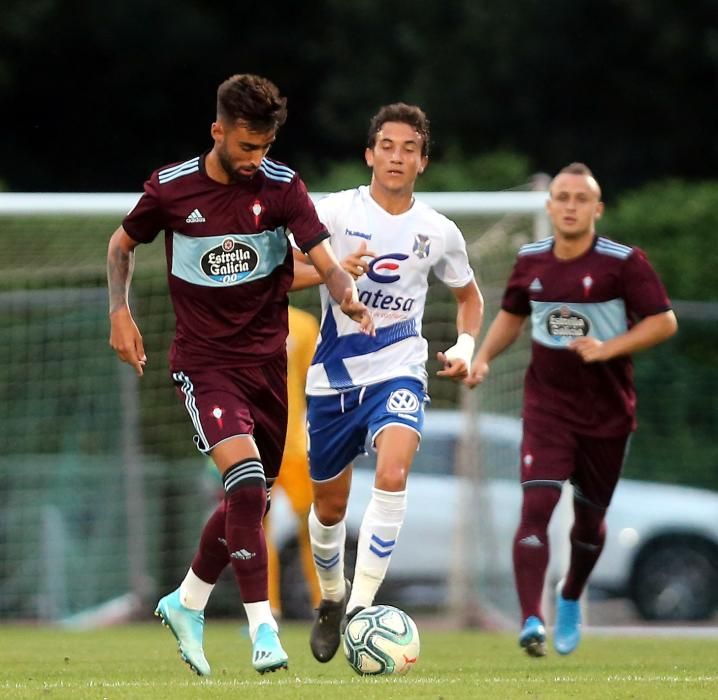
<box><xmin>295</xmin><ymin>103</ymin><xmax>484</xmax><ymax>662</ymax></box>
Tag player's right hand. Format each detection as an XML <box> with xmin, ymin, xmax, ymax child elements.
<box><xmin>340</xmin><ymin>288</ymin><xmax>375</xmax><ymax>336</ymax></box>
<box><xmin>464</xmin><ymin>359</ymin><xmax>489</xmax><ymax>388</ymax></box>
<box><xmin>341</xmin><ymin>241</ymin><xmax>377</xmax><ymax>280</ymax></box>
<box><xmin>109</xmin><ymin>306</ymin><xmax>147</xmax><ymax>376</ymax></box>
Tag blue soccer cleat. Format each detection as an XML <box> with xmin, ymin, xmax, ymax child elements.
<box><xmin>252</xmin><ymin>623</ymin><xmax>289</xmax><ymax>674</ymax></box>
<box><xmin>554</xmin><ymin>588</ymin><xmax>581</xmax><ymax>655</ymax></box>
<box><xmin>519</xmin><ymin>615</ymin><xmax>547</xmax><ymax>657</ymax></box>
<box><xmin>155</xmin><ymin>588</ymin><xmax>211</xmax><ymax>676</ymax></box>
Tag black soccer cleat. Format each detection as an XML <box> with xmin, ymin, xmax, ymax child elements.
<box><xmin>340</xmin><ymin>604</ymin><xmax>365</xmax><ymax>636</ymax></box>
<box><xmin>309</xmin><ymin>579</ymin><xmax>351</xmax><ymax>663</ymax></box>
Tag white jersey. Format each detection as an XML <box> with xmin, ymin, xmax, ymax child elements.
<box><xmin>306</xmin><ymin>185</ymin><xmax>475</xmax><ymax>395</ymax></box>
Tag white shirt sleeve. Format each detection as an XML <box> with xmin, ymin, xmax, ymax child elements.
<box><xmin>432</xmin><ymin>220</ymin><xmax>475</xmax><ymax>288</ymax></box>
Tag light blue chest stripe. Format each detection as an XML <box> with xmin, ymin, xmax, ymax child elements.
<box><xmin>171</xmin><ymin>228</ymin><xmax>288</xmax><ymax>287</ymax></box>
<box><xmin>530</xmin><ymin>298</ymin><xmax>628</xmax><ymax>348</ymax></box>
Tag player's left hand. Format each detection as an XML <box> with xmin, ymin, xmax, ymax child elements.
<box><xmin>436</xmin><ymin>351</ymin><xmax>469</xmax><ymax>379</ymax></box>
<box><xmin>341</xmin><ymin>241</ymin><xmax>377</xmax><ymax>280</ymax></box>
<box><xmin>436</xmin><ymin>333</ymin><xmax>475</xmax><ymax>380</ymax></box>
<box><xmin>340</xmin><ymin>288</ymin><xmax>375</xmax><ymax>336</ymax></box>
<box><xmin>569</xmin><ymin>336</ymin><xmax>609</xmax><ymax>363</ymax></box>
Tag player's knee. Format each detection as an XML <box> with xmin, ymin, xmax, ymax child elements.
<box><xmin>313</xmin><ymin>492</ymin><xmax>348</xmax><ymax>525</ymax></box>
<box><xmin>223</xmin><ymin>458</ymin><xmax>268</xmax><ymax>524</ymax></box>
<box><xmin>375</xmin><ymin>463</ymin><xmax>409</xmax><ymax>492</ymax></box>
<box><xmin>520</xmin><ymin>486</ymin><xmax>562</xmax><ymax>528</ymax></box>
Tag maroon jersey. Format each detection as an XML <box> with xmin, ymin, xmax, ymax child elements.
<box><xmin>123</xmin><ymin>153</ymin><xmax>328</xmax><ymax>371</ymax></box>
<box><xmin>502</xmin><ymin>235</ymin><xmax>672</xmax><ymax>436</ymax></box>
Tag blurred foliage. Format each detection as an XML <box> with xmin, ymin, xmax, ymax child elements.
<box><xmin>603</xmin><ymin>181</ymin><xmax>718</xmax><ymax>301</ymax></box>
<box><xmin>306</xmin><ymin>150</ymin><xmax>533</xmax><ymax>192</ymax></box>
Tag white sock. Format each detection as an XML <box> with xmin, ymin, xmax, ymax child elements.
<box><xmin>308</xmin><ymin>504</ymin><xmax>346</xmax><ymax>602</ymax></box>
<box><xmin>244</xmin><ymin>600</ymin><xmax>278</xmax><ymax>642</ymax></box>
<box><xmin>179</xmin><ymin>567</ymin><xmax>214</xmax><ymax>611</ymax></box>
<box><xmin>347</xmin><ymin>488</ymin><xmax>407</xmax><ymax>611</ymax></box>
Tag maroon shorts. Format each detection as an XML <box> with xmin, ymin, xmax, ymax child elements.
<box><xmin>171</xmin><ymin>353</ymin><xmax>288</xmax><ymax>480</ymax></box>
<box><xmin>520</xmin><ymin>419</ymin><xmax>631</xmax><ymax>509</ymax></box>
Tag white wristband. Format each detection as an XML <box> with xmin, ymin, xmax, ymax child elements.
<box><xmin>443</xmin><ymin>333</ymin><xmax>475</xmax><ymax>367</ymax></box>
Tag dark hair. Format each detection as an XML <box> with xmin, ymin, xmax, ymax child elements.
<box><xmin>367</xmin><ymin>103</ymin><xmax>431</xmax><ymax>157</ymax></box>
<box><xmin>558</xmin><ymin>162</ymin><xmax>595</xmax><ymax>178</ymax></box>
<box><xmin>217</xmin><ymin>74</ymin><xmax>288</xmax><ymax>132</ymax></box>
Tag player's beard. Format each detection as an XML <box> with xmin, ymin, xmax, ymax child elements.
<box><xmin>218</xmin><ymin>147</ymin><xmax>256</xmax><ymax>184</ymax></box>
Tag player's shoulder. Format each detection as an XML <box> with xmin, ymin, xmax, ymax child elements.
<box><xmin>258</xmin><ymin>157</ymin><xmax>296</xmax><ymax>185</ymax></box>
<box><xmin>154</xmin><ymin>155</ymin><xmax>202</xmax><ymax>186</ymax></box>
<box><xmin>318</xmin><ymin>187</ymin><xmax>362</xmax><ymax>205</ymax></box>
<box><xmin>594</xmin><ymin>235</ymin><xmax>636</xmax><ymax>260</ymax></box>
<box><xmin>314</xmin><ymin>186</ymin><xmax>363</xmax><ymax>217</ymax></box>
<box><xmin>410</xmin><ymin>198</ymin><xmax>464</xmax><ymax>242</ymax></box>
<box><xmin>517</xmin><ymin>235</ymin><xmax>554</xmax><ymax>257</ymax></box>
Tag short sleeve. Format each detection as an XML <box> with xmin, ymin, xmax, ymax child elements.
<box><xmin>501</xmin><ymin>257</ymin><xmax>531</xmax><ymax>316</ymax></box>
<box><xmin>623</xmin><ymin>247</ymin><xmax>672</xmax><ymax>318</ymax></box>
<box><xmin>432</xmin><ymin>221</ymin><xmax>475</xmax><ymax>288</ymax></box>
<box><xmin>284</xmin><ymin>176</ymin><xmax>329</xmax><ymax>253</ymax></box>
<box><xmin>122</xmin><ymin>173</ymin><xmax>166</xmax><ymax>244</ymax></box>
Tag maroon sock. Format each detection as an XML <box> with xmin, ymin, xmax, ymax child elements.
<box><xmin>513</xmin><ymin>486</ymin><xmax>562</xmax><ymax>621</ymax></box>
<box><xmin>190</xmin><ymin>500</ymin><xmax>230</xmax><ymax>584</ymax></box>
<box><xmin>225</xmin><ymin>483</ymin><xmax>268</xmax><ymax>603</ymax></box>
<box><xmin>562</xmin><ymin>500</ymin><xmax>606</xmax><ymax>600</ymax></box>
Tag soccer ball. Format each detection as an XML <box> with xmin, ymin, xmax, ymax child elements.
<box><xmin>342</xmin><ymin>604</ymin><xmax>420</xmax><ymax>675</ymax></box>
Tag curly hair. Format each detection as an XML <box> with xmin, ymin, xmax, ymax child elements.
<box><xmin>217</xmin><ymin>74</ymin><xmax>287</xmax><ymax>132</ymax></box>
<box><xmin>367</xmin><ymin>103</ymin><xmax>431</xmax><ymax>157</ymax></box>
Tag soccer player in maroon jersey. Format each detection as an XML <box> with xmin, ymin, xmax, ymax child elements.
<box><xmin>107</xmin><ymin>74</ymin><xmax>373</xmax><ymax>676</ymax></box>
<box><xmin>466</xmin><ymin>163</ymin><xmax>677</xmax><ymax>657</ymax></box>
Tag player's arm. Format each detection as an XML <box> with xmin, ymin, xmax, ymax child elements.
<box><xmin>305</xmin><ymin>240</ymin><xmax>375</xmax><ymax>335</ymax></box>
<box><xmin>107</xmin><ymin>226</ymin><xmax>147</xmax><ymax>376</ymax></box>
<box><xmin>437</xmin><ymin>280</ymin><xmax>484</xmax><ymax>380</ymax></box>
<box><xmin>465</xmin><ymin>310</ymin><xmax>527</xmax><ymax>388</ymax></box>
<box><xmin>290</xmin><ymin>242</ymin><xmax>377</xmax><ymax>291</ymax></box>
<box><xmin>290</xmin><ymin>247</ymin><xmax>321</xmax><ymax>291</ymax></box>
<box><xmin>569</xmin><ymin>309</ymin><xmax>677</xmax><ymax>363</ymax></box>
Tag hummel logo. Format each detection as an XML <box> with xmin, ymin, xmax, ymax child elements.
<box><xmin>230</xmin><ymin>548</ymin><xmax>255</xmax><ymax>560</ymax></box>
<box><xmin>186</xmin><ymin>208</ymin><xmax>206</xmax><ymax>223</ymax></box>
<box><xmin>519</xmin><ymin>535</ymin><xmax>543</xmax><ymax>548</ymax></box>
<box><xmin>529</xmin><ymin>277</ymin><xmax>543</xmax><ymax>293</ymax></box>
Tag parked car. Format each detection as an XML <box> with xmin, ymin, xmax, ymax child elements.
<box><xmin>272</xmin><ymin>409</ymin><xmax>718</xmax><ymax>621</ymax></box>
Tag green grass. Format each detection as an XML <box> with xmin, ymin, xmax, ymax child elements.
<box><xmin>0</xmin><ymin>622</ymin><xmax>717</xmax><ymax>699</ymax></box>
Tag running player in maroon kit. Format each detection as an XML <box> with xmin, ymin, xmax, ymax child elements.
<box><xmin>466</xmin><ymin>163</ymin><xmax>677</xmax><ymax>657</ymax></box>
<box><xmin>107</xmin><ymin>74</ymin><xmax>373</xmax><ymax>676</ymax></box>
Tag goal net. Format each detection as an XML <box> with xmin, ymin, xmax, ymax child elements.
<box><xmin>0</xmin><ymin>189</ymin><xmax>556</xmax><ymax>626</ymax></box>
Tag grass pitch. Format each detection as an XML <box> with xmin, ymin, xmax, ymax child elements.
<box><xmin>0</xmin><ymin>621</ymin><xmax>716</xmax><ymax>699</ymax></box>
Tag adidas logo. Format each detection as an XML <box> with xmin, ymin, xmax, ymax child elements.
<box><xmin>519</xmin><ymin>535</ymin><xmax>543</xmax><ymax>548</ymax></box>
<box><xmin>230</xmin><ymin>548</ymin><xmax>255</xmax><ymax>560</ymax></box>
<box><xmin>186</xmin><ymin>208</ymin><xmax>206</xmax><ymax>223</ymax></box>
<box><xmin>254</xmin><ymin>650</ymin><xmax>272</xmax><ymax>661</ymax></box>
<box><xmin>529</xmin><ymin>277</ymin><xmax>543</xmax><ymax>293</ymax></box>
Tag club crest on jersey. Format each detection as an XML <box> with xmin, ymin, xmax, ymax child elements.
<box><xmin>582</xmin><ymin>274</ymin><xmax>594</xmax><ymax>297</ymax></box>
<box><xmin>412</xmin><ymin>234</ymin><xmax>431</xmax><ymax>259</ymax></box>
<box><xmin>250</xmin><ymin>199</ymin><xmax>263</xmax><ymax>228</ymax></box>
<box><xmin>546</xmin><ymin>305</ymin><xmax>590</xmax><ymax>339</ymax></box>
<box><xmin>386</xmin><ymin>389</ymin><xmax>420</xmax><ymax>414</ymax></box>
<box><xmin>201</xmin><ymin>237</ymin><xmax>258</xmax><ymax>284</ymax></box>
<box><xmin>367</xmin><ymin>253</ymin><xmax>409</xmax><ymax>283</ymax></box>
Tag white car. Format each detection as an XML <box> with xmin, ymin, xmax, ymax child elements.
<box><xmin>273</xmin><ymin>410</ymin><xmax>718</xmax><ymax>621</ymax></box>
